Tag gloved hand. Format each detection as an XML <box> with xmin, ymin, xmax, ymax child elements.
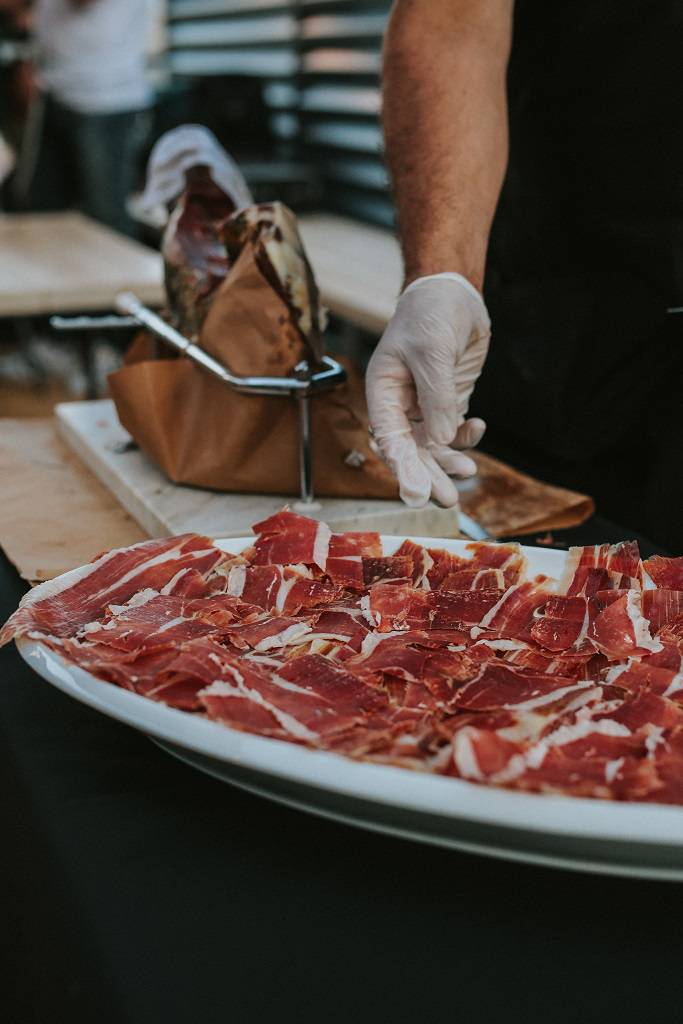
<box><xmin>366</xmin><ymin>272</ymin><xmax>491</xmax><ymax>507</ymax></box>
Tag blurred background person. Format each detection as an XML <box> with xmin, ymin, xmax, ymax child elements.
<box><xmin>20</xmin><ymin>0</ymin><xmax>157</xmax><ymax>235</ymax></box>
<box><xmin>0</xmin><ymin>0</ymin><xmax>31</xmax><ymax>200</ymax></box>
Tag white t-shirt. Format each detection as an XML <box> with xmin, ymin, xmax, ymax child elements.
<box><xmin>34</xmin><ymin>0</ymin><xmax>155</xmax><ymax>114</ymax></box>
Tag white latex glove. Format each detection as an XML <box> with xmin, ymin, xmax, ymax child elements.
<box><xmin>366</xmin><ymin>273</ymin><xmax>491</xmax><ymax>507</ymax></box>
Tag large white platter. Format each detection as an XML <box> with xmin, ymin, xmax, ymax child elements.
<box><xmin>16</xmin><ymin>536</ymin><xmax>683</xmax><ymax>882</ymax></box>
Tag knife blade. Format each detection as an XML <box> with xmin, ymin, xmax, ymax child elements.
<box><xmin>457</xmin><ymin>511</ymin><xmax>494</xmax><ymax>542</ymax></box>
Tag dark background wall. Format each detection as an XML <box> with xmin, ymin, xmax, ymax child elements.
<box><xmin>166</xmin><ymin>0</ymin><xmax>393</xmax><ymax>225</ymax></box>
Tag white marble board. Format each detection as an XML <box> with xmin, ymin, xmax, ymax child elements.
<box><xmin>55</xmin><ymin>400</ymin><xmax>461</xmax><ymax>540</ymax></box>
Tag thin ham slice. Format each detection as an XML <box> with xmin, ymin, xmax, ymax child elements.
<box><xmin>0</xmin><ymin>533</ymin><xmax>225</xmax><ymax>643</ymax></box>
<box><xmin>559</xmin><ymin>541</ymin><xmax>642</xmax><ymax>594</ymax></box>
<box><xmin>362</xmin><ymin>556</ymin><xmax>413</xmax><ymax>586</ymax></box>
<box><xmin>227</xmin><ymin>564</ymin><xmax>340</xmax><ymax>614</ymax></box>
<box><xmin>643</xmin><ymin>555</ymin><xmax>683</xmax><ymax>591</ymax></box>
<box><xmin>136</xmin><ymin>639</ymin><xmax>233</xmax><ymax>709</ymax></box>
<box><xmin>565</xmin><ymin>566</ymin><xmax>641</xmax><ymax>597</ymax></box>
<box><xmin>347</xmin><ymin>635</ymin><xmax>429</xmax><ymax>683</ymax></box>
<box><xmin>605</xmin><ymin>657</ymin><xmax>683</xmax><ymax>701</ymax></box>
<box><xmin>324</xmin><ymin>531</ymin><xmax>384</xmax><ymax>588</ymax></box>
<box><xmin>641</xmin><ymin>589</ymin><xmax>683</xmax><ymax>634</ymax></box>
<box><xmin>657</xmin><ymin>615</ymin><xmax>683</xmax><ymax>648</ymax></box>
<box><xmin>310</xmin><ymin>608</ymin><xmax>370</xmax><ymax>652</ymax></box>
<box><xmin>590</xmin><ymin>590</ymin><xmax>662</xmax><ymax>660</ymax></box>
<box><xmin>464</xmin><ymin>541</ymin><xmax>528</xmax><ymax>586</ymax></box>
<box><xmin>451</xmin><ymin>726</ymin><xmax>525</xmax><ymax>782</ymax></box>
<box><xmin>483</xmin><ymin>638</ymin><xmax>596</xmax><ymax>679</ymax></box>
<box><xmin>455</xmin><ymin>664</ymin><xmax>591</xmax><ymax>713</ymax></box>
<box><xmin>200</xmin><ymin>652</ymin><xmax>387</xmax><ymax>743</ymax></box>
<box><xmin>57</xmin><ymin>640</ymin><xmax>178</xmax><ymax>694</ymax></box>
<box><xmin>425</xmin><ymin>548</ymin><xmax>470</xmax><ymax>589</ymax></box>
<box><xmin>473</xmin><ymin>581</ymin><xmax>554</xmax><ymax>642</ymax></box>
<box><xmin>394</xmin><ymin>539</ymin><xmax>433</xmax><ymax>588</ymax></box>
<box><xmin>77</xmin><ymin>595</ymin><xmax>223</xmax><ymax>652</ymax></box>
<box><xmin>328</xmin><ymin>532</ymin><xmax>382</xmax><ymax>558</ymax></box>
<box><xmin>324</xmin><ymin>554</ymin><xmax>412</xmax><ymax>590</ymax></box>
<box><xmin>225</xmin><ymin>614</ymin><xmax>314</xmax><ymax>651</ymax></box>
<box><xmin>596</xmin><ymin>689</ymin><xmax>683</xmax><ymax>732</ymax></box>
<box><xmin>250</xmin><ymin>509</ymin><xmax>332</xmax><ymax>570</ymax></box>
<box><xmin>367</xmin><ymin>582</ymin><xmax>504</xmax><ymax>632</ymax></box>
<box><xmin>529</xmin><ymin>595</ymin><xmax>593</xmax><ymax>653</ymax></box>
<box><xmin>439</xmin><ymin>567</ymin><xmax>506</xmax><ymax>592</ymax></box>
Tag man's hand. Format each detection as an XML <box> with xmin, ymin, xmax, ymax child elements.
<box><xmin>376</xmin><ymin>1</ymin><xmax>512</xmax><ymax>505</ymax></box>
<box><xmin>366</xmin><ymin>273</ymin><xmax>490</xmax><ymax>507</ymax></box>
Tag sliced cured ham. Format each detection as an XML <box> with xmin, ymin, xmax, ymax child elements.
<box><xmin>641</xmin><ymin>728</ymin><xmax>683</xmax><ymax>805</ymax></box>
<box><xmin>8</xmin><ymin>505</ymin><xmax>683</xmax><ymax>808</ymax></box>
<box><xmin>565</xmin><ymin>566</ymin><xmax>640</xmax><ymax>597</ymax></box>
<box><xmin>200</xmin><ymin>651</ymin><xmax>388</xmax><ymax>744</ymax></box>
<box><xmin>57</xmin><ymin>640</ymin><xmax>179</xmax><ymax>694</ymax></box>
<box><xmin>0</xmin><ymin>533</ymin><xmax>225</xmax><ymax>643</ymax></box>
<box><xmin>641</xmin><ymin>589</ymin><xmax>683</xmax><ymax>634</ymax></box>
<box><xmin>227</xmin><ymin>564</ymin><xmax>340</xmax><ymax>613</ymax></box>
<box><xmin>347</xmin><ymin>635</ymin><xmax>430</xmax><ymax>683</ymax></box>
<box><xmin>605</xmin><ymin>657</ymin><xmax>683</xmax><ymax>701</ymax></box>
<box><xmin>324</xmin><ymin>554</ymin><xmax>412</xmax><ymax>590</ymax></box>
<box><xmin>596</xmin><ymin>689</ymin><xmax>683</xmax><ymax>732</ymax></box>
<box><xmin>425</xmin><ymin>548</ymin><xmax>470</xmax><ymax>589</ymax></box>
<box><xmin>309</xmin><ymin>608</ymin><xmax>369</xmax><ymax>652</ymax></box>
<box><xmin>473</xmin><ymin>581</ymin><xmax>554</xmax><ymax>642</ymax></box>
<box><xmin>455</xmin><ymin>664</ymin><xmax>591</xmax><ymax>713</ymax></box>
<box><xmin>394</xmin><ymin>539</ymin><xmax>433</xmax><ymax>588</ymax></box>
<box><xmin>324</xmin><ymin>532</ymin><xmax>384</xmax><ymax>588</ymax></box>
<box><xmin>590</xmin><ymin>590</ymin><xmax>662</xmax><ymax>660</ymax></box>
<box><xmin>452</xmin><ymin>726</ymin><xmax>526</xmax><ymax>782</ymax></box>
<box><xmin>361</xmin><ymin>556</ymin><xmax>413</xmax><ymax>586</ymax></box>
<box><xmin>225</xmin><ymin>614</ymin><xmax>314</xmax><ymax>651</ymax></box>
<box><xmin>78</xmin><ymin>596</ymin><xmax>221</xmax><ymax>653</ymax></box>
<box><xmin>328</xmin><ymin>532</ymin><xmax>382</xmax><ymax>558</ymax></box>
<box><xmin>136</xmin><ymin>640</ymin><xmax>232</xmax><ymax>710</ymax></box>
<box><xmin>559</xmin><ymin>541</ymin><xmax>642</xmax><ymax>594</ymax></box>
<box><xmin>439</xmin><ymin>567</ymin><xmax>506</xmax><ymax>592</ymax></box>
<box><xmin>529</xmin><ymin>595</ymin><xmax>595</xmax><ymax>653</ymax></box>
<box><xmin>464</xmin><ymin>541</ymin><xmax>528</xmax><ymax>586</ymax></box>
<box><xmin>367</xmin><ymin>582</ymin><xmax>504</xmax><ymax>632</ymax></box>
<box><xmin>490</xmin><ymin>638</ymin><xmax>596</xmax><ymax>679</ymax></box>
<box><xmin>657</xmin><ymin>615</ymin><xmax>683</xmax><ymax>647</ymax></box>
<box><xmin>643</xmin><ymin>555</ymin><xmax>683</xmax><ymax>591</ymax></box>
<box><xmin>250</xmin><ymin>509</ymin><xmax>332</xmax><ymax>570</ymax></box>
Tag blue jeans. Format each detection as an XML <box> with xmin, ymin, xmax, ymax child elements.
<box><xmin>27</xmin><ymin>95</ymin><xmax>150</xmax><ymax>236</ymax></box>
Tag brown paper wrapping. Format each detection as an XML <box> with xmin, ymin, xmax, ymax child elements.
<box><xmin>462</xmin><ymin>451</ymin><xmax>594</xmax><ymax>537</ymax></box>
<box><xmin>199</xmin><ymin>242</ymin><xmax>306</xmax><ymax>376</ymax></box>
<box><xmin>109</xmin><ymin>350</ymin><xmax>399</xmax><ymax>499</ymax></box>
<box><xmin>109</xmin><ymin>233</ymin><xmax>399</xmax><ymax>499</ymax></box>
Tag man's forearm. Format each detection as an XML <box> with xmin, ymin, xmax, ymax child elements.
<box><xmin>382</xmin><ymin>0</ymin><xmax>513</xmax><ymax>291</ymax></box>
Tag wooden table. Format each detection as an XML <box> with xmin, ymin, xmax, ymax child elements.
<box><xmin>0</xmin><ymin>210</ymin><xmax>392</xmax><ymax>328</ymax></box>
<box><xmin>299</xmin><ymin>213</ymin><xmax>401</xmax><ymax>334</ymax></box>
<box><xmin>0</xmin><ymin>211</ymin><xmax>164</xmax><ymax>316</ymax></box>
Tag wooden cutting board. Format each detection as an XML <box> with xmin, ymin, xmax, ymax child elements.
<box><xmin>55</xmin><ymin>400</ymin><xmax>461</xmax><ymax>539</ymax></box>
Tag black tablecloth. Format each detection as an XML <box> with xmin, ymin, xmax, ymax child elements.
<box><xmin>3</xmin><ymin>519</ymin><xmax>683</xmax><ymax>1024</ymax></box>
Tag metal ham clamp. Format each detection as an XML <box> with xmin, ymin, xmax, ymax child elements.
<box><xmin>51</xmin><ymin>293</ymin><xmax>346</xmax><ymax>507</ymax></box>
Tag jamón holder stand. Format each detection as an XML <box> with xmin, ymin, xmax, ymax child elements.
<box><xmin>51</xmin><ymin>292</ymin><xmax>347</xmax><ymax>506</ymax></box>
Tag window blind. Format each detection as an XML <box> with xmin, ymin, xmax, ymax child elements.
<box><xmin>167</xmin><ymin>0</ymin><xmax>393</xmax><ymax>225</ymax></box>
